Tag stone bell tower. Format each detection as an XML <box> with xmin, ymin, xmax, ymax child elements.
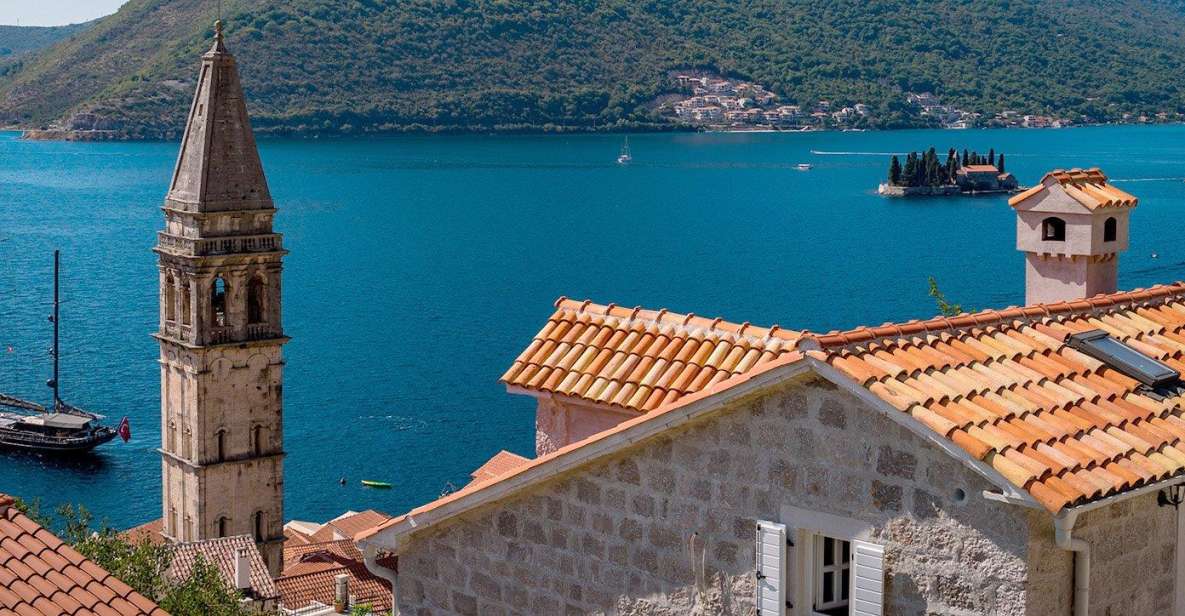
<box><xmin>1009</xmin><ymin>168</ymin><xmax>1137</xmax><ymax>305</ymax></box>
<box><xmin>154</xmin><ymin>21</ymin><xmax>287</xmax><ymax>577</ymax></box>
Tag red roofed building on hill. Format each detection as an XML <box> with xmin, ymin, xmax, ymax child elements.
<box><xmin>354</xmin><ymin>169</ymin><xmax>1185</xmax><ymax>615</ymax></box>
<box><xmin>0</xmin><ymin>494</ymin><xmax>168</xmax><ymax>616</ymax></box>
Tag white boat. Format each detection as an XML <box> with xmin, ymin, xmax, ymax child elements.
<box><xmin>795</xmin><ymin>163</ymin><xmax>813</xmax><ymax>171</ymax></box>
<box><xmin>617</xmin><ymin>137</ymin><xmax>632</xmax><ymax>164</ymax></box>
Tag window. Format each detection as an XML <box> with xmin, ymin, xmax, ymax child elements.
<box><xmin>813</xmin><ymin>536</ymin><xmax>851</xmax><ymax>615</ymax></box>
<box><xmin>1042</xmin><ymin>217</ymin><xmax>1066</xmax><ymax>241</ymax></box>
<box><xmin>212</xmin><ymin>276</ymin><xmax>228</xmax><ymax>327</ymax></box>
<box><xmin>164</xmin><ymin>274</ymin><xmax>177</xmax><ymax>322</ymax></box>
<box><xmin>247</xmin><ymin>276</ymin><xmax>266</xmax><ymax>324</ymax></box>
<box><xmin>1104</xmin><ymin>216</ymin><xmax>1117</xmax><ymax>242</ymax></box>
<box><xmin>217</xmin><ymin>516</ymin><xmax>228</xmax><ymax>538</ymax></box>
<box><xmin>254</xmin><ymin>512</ymin><xmax>265</xmax><ymax>542</ymax></box>
<box><xmin>180</xmin><ymin>280</ymin><xmax>192</xmax><ymax>326</ymax></box>
<box><xmin>1068</xmin><ymin>329</ymin><xmax>1179</xmax><ymax>387</ymax></box>
<box><xmin>215</xmin><ymin>429</ymin><xmax>226</xmax><ymax>462</ymax></box>
<box><xmin>252</xmin><ymin>425</ymin><xmax>263</xmax><ymax>456</ymax></box>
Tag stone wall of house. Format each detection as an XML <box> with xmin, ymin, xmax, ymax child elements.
<box><xmin>393</xmin><ymin>377</ymin><xmax>1039</xmax><ymax>615</ymax></box>
<box><xmin>1025</xmin><ymin>490</ymin><xmax>1177</xmax><ymax>615</ymax></box>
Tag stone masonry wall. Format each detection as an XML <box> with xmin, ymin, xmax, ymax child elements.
<box><xmin>1025</xmin><ymin>490</ymin><xmax>1176</xmax><ymax>615</ymax></box>
<box><xmin>393</xmin><ymin>377</ymin><xmax>1050</xmax><ymax>615</ymax></box>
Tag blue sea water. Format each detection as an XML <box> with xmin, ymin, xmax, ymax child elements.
<box><xmin>2</xmin><ymin>126</ymin><xmax>1185</xmax><ymax>529</ymax></box>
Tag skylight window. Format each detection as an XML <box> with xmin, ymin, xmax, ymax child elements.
<box><xmin>1067</xmin><ymin>330</ymin><xmax>1179</xmax><ymax>387</ymax></box>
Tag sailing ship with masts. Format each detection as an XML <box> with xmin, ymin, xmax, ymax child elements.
<box><xmin>0</xmin><ymin>251</ymin><xmax>124</xmax><ymax>453</ymax></box>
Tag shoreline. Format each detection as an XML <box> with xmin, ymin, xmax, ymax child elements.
<box><xmin>8</xmin><ymin>119</ymin><xmax>1185</xmax><ymax>143</ymax></box>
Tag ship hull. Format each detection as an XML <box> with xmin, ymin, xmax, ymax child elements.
<box><xmin>0</xmin><ymin>428</ymin><xmax>117</xmax><ymax>454</ymax></box>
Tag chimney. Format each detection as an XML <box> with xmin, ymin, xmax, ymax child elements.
<box><xmin>1009</xmin><ymin>168</ymin><xmax>1138</xmax><ymax>305</ymax></box>
<box><xmin>234</xmin><ymin>547</ymin><xmax>252</xmax><ymax>594</ymax></box>
<box><xmin>0</xmin><ymin>494</ymin><xmax>13</xmax><ymax>517</ymax></box>
<box><xmin>334</xmin><ymin>573</ymin><xmax>349</xmax><ymax>614</ymax></box>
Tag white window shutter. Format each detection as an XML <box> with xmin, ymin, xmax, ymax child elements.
<box><xmin>851</xmin><ymin>540</ymin><xmax>885</xmax><ymax>616</ymax></box>
<box><xmin>755</xmin><ymin>521</ymin><xmax>787</xmax><ymax>616</ymax></box>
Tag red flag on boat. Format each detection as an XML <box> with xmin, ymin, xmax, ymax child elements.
<box><xmin>117</xmin><ymin>417</ymin><xmax>131</xmax><ymax>443</ymax></box>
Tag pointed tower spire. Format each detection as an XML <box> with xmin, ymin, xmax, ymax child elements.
<box><xmin>166</xmin><ymin>21</ymin><xmax>271</xmax><ymax>213</ymax></box>
<box><xmin>155</xmin><ymin>22</ymin><xmax>287</xmax><ymax>578</ymax></box>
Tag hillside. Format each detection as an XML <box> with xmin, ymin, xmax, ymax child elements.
<box><xmin>3</xmin><ymin>0</ymin><xmax>1185</xmax><ymax>138</ymax></box>
<box><xmin>0</xmin><ymin>22</ymin><xmax>94</xmax><ymax>57</ymax></box>
<box><xmin>0</xmin><ymin>21</ymin><xmax>95</xmax><ymax>78</ymax></box>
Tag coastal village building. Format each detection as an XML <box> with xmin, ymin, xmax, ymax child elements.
<box><xmin>356</xmin><ymin>169</ymin><xmax>1185</xmax><ymax>615</ymax></box>
<box><xmin>169</xmin><ymin>535</ymin><xmax>280</xmax><ymax>612</ymax></box>
<box><xmin>0</xmin><ymin>494</ymin><xmax>168</xmax><ymax>616</ymax></box>
<box><xmin>152</xmin><ymin>21</ymin><xmax>288</xmax><ymax>577</ymax></box>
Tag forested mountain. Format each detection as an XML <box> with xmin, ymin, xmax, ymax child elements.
<box><xmin>0</xmin><ymin>22</ymin><xmax>93</xmax><ymax>57</ymax></box>
<box><xmin>0</xmin><ymin>21</ymin><xmax>95</xmax><ymax>77</ymax></box>
<box><xmin>3</xmin><ymin>0</ymin><xmax>1185</xmax><ymax>137</ymax></box>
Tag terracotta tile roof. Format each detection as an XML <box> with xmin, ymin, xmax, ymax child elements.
<box><xmin>309</xmin><ymin>511</ymin><xmax>391</xmax><ymax>543</ymax></box>
<box><xmin>277</xmin><ymin>540</ymin><xmax>393</xmax><ymax>613</ymax></box>
<box><xmin>360</xmin><ymin>283</ymin><xmax>1185</xmax><ymax>546</ymax></box>
<box><xmin>121</xmin><ymin>519</ymin><xmax>165</xmax><ymax>547</ymax></box>
<box><xmin>169</xmin><ymin>536</ymin><xmax>278</xmax><ymax>601</ymax></box>
<box><xmin>501</xmin><ymin>297</ymin><xmax>801</xmax><ymax>412</ymax></box>
<box><xmin>0</xmin><ymin>494</ymin><xmax>169</xmax><ymax>616</ymax></box>
<box><xmin>283</xmin><ymin>526</ymin><xmax>314</xmax><ymax>547</ymax></box>
<box><xmin>1010</xmin><ymin>167</ymin><xmax>1137</xmax><ymax>210</ymax></box>
<box><xmin>961</xmin><ymin>164</ymin><xmax>1000</xmax><ymax>173</ymax></box>
<box><xmin>469</xmin><ymin>450</ymin><xmax>531</xmax><ymax>484</ymax></box>
<box><xmin>810</xmin><ymin>282</ymin><xmax>1185</xmax><ymax>513</ymax></box>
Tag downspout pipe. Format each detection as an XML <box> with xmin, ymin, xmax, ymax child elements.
<box><xmin>361</xmin><ymin>543</ymin><xmax>400</xmax><ymax>616</ymax></box>
<box><xmin>1053</xmin><ymin>510</ymin><xmax>1090</xmax><ymax>616</ymax></box>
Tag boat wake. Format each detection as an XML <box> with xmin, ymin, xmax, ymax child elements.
<box><xmin>809</xmin><ymin>150</ymin><xmax>905</xmax><ymax>156</ymax></box>
<box><xmin>1110</xmin><ymin>177</ymin><xmax>1185</xmax><ymax>183</ymax></box>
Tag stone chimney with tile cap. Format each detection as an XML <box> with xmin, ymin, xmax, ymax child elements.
<box><xmin>234</xmin><ymin>547</ymin><xmax>252</xmax><ymax>593</ymax></box>
<box><xmin>1009</xmin><ymin>167</ymin><xmax>1137</xmax><ymax>304</ymax></box>
<box><xmin>334</xmin><ymin>573</ymin><xmax>349</xmax><ymax>613</ymax></box>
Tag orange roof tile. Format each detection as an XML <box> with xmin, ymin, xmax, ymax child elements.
<box><xmin>0</xmin><ymin>495</ymin><xmax>168</xmax><ymax>616</ymax></box>
<box><xmin>812</xmin><ymin>282</ymin><xmax>1185</xmax><ymax>512</ymax></box>
<box><xmin>1009</xmin><ymin>167</ymin><xmax>1137</xmax><ymax>210</ymax></box>
<box><xmin>309</xmin><ymin>511</ymin><xmax>392</xmax><ymax>544</ymax></box>
<box><xmin>361</xmin><ymin>283</ymin><xmax>1185</xmax><ymax>547</ymax></box>
<box><xmin>469</xmin><ymin>450</ymin><xmax>531</xmax><ymax>485</ymax></box>
<box><xmin>120</xmin><ymin>520</ymin><xmax>165</xmax><ymax>547</ymax></box>
<box><xmin>961</xmin><ymin>164</ymin><xmax>1000</xmax><ymax>173</ymax></box>
<box><xmin>169</xmin><ymin>536</ymin><xmax>278</xmax><ymax>601</ymax></box>
<box><xmin>277</xmin><ymin>540</ymin><xmax>394</xmax><ymax>613</ymax></box>
<box><xmin>501</xmin><ymin>298</ymin><xmax>801</xmax><ymax>412</ymax></box>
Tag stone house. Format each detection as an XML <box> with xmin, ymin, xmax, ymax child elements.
<box><xmin>956</xmin><ymin>164</ymin><xmax>1018</xmax><ymax>192</ymax></box>
<box><xmin>355</xmin><ymin>170</ymin><xmax>1185</xmax><ymax>616</ymax></box>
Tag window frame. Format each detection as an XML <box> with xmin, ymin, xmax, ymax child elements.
<box><xmin>811</xmin><ymin>535</ymin><xmax>852</xmax><ymax>615</ymax></box>
<box><xmin>1042</xmin><ymin>216</ymin><xmax>1066</xmax><ymax>241</ymax></box>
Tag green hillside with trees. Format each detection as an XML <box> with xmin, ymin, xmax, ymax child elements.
<box><xmin>3</xmin><ymin>0</ymin><xmax>1185</xmax><ymax>137</ymax></box>
<box><xmin>0</xmin><ymin>21</ymin><xmax>95</xmax><ymax>77</ymax></box>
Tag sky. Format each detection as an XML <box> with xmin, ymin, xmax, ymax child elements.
<box><xmin>0</xmin><ymin>0</ymin><xmax>125</xmax><ymax>27</ymax></box>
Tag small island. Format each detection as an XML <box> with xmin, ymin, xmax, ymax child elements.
<box><xmin>879</xmin><ymin>147</ymin><xmax>1020</xmax><ymax>196</ymax></box>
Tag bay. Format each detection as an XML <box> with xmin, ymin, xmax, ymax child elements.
<box><xmin>1</xmin><ymin>125</ymin><xmax>1184</xmax><ymax>528</ymax></box>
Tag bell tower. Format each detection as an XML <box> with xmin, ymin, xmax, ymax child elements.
<box><xmin>154</xmin><ymin>21</ymin><xmax>287</xmax><ymax>576</ymax></box>
<box><xmin>1010</xmin><ymin>168</ymin><xmax>1137</xmax><ymax>305</ymax></box>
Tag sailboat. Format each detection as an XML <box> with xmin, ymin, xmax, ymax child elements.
<box><xmin>0</xmin><ymin>251</ymin><xmax>122</xmax><ymax>453</ymax></box>
<box><xmin>617</xmin><ymin>137</ymin><xmax>632</xmax><ymax>164</ymax></box>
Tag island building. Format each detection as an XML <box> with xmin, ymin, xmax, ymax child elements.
<box><xmin>0</xmin><ymin>494</ymin><xmax>167</xmax><ymax>615</ymax></box>
<box><xmin>152</xmin><ymin>20</ymin><xmax>288</xmax><ymax>577</ymax></box>
<box><xmin>956</xmin><ymin>163</ymin><xmax>1019</xmax><ymax>192</ymax></box>
<box><xmin>356</xmin><ymin>169</ymin><xmax>1185</xmax><ymax>615</ymax></box>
